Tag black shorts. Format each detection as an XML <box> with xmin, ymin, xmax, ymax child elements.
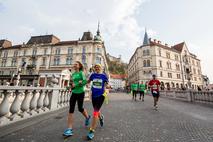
<box><xmin>152</xmin><ymin>91</ymin><xmax>160</xmax><ymax>98</ymax></box>
<box><xmin>69</xmin><ymin>92</ymin><xmax>85</xmax><ymax>113</ymax></box>
<box><xmin>92</xmin><ymin>95</ymin><xmax>105</xmax><ymax>112</ymax></box>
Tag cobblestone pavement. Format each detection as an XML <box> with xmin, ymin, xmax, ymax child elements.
<box><xmin>0</xmin><ymin>93</ymin><xmax>213</xmax><ymax>142</ymax></box>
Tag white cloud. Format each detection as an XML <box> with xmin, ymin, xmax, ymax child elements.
<box><xmin>0</xmin><ymin>0</ymin><xmax>150</xmax><ymax>63</ymax></box>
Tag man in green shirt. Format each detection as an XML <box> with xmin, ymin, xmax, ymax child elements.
<box><xmin>139</xmin><ymin>81</ymin><xmax>146</xmax><ymax>101</ymax></box>
<box><xmin>131</xmin><ymin>82</ymin><xmax>138</xmax><ymax>101</ymax></box>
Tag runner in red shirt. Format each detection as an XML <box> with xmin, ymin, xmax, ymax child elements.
<box><xmin>148</xmin><ymin>74</ymin><xmax>161</xmax><ymax>110</ymax></box>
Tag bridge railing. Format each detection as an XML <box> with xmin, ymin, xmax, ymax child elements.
<box><xmin>0</xmin><ymin>86</ymin><xmax>90</xmax><ymax>127</ymax></box>
<box><xmin>160</xmin><ymin>90</ymin><xmax>213</xmax><ymax>104</ymax></box>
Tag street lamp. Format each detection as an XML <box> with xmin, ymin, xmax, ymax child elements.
<box><xmin>185</xmin><ymin>54</ymin><xmax>192</xmax><ymax>90</ymax></box>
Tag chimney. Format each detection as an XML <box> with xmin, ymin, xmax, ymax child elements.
<box><xmin>158</xmin><ymin>41</ymin><xmax>161</xmax><ymax>44</ymax></box>
<box><xmin>154</xmin><ymin>39</ymin><xmax>157</xmax><ymax>42</ymax></box>
<box><xmin>165</xmin><ymin>43</ymin><xmax>168</xmax><ymax>46</ymax></box>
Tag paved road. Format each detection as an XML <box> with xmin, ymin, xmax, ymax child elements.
<box><xmin>0</xmin><ymin>93</ymin><xmax>213</xmax><ymax>142</ymax></box>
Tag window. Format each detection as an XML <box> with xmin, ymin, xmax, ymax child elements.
<box><xmin>32</xmin><ymin>49</ymin><xmax>37</xmax><ymax>55</ymax></box>
<box><xmin>82</xmin><ymin>47</ymin><xmax>86</xmax><ymax>53</ymax></box>
<box><xmin>194</xmin><ymin>77</ymin><xmax>197</xmax><ymax>81</ymax></box>
<box><xmin>177</xmin><ymin>74</ymin><xmax>181</xmax><ymax>79</ymax></box>
<box><xmin>96</xmin><ymin>56</ymin><xmax>101</xmax><ymax>64</ymax></box>
<box><xmin>176</xmin><ymin>64</ymin><xmax>180</xmax><ymax>71</ymax></box>
<box><xmin>192</xmin><ymin>60</ymin><xmax>195</xmax><ymax>65</ymax></box>
<box><xmin>66</xmin><ymin>57</ymin><xmax>72</xmax><ymax>65</ymax></box>
<box><xmin>168</xmin><ymin>73</ymin><xmax>172</xmax><ymax>78</ymax></box>
<box><xmin>159</xmin><ymin>60</ymin><xmax>162</xmax><ymax>67</ymax></box>
<box><xmin>147</xmin><ymin>60</ymin><xmax>151</xmax><ymax>67</ymax></box>
<box><xmin>23</xmin><ymin>50</ymin><xmax>27</xmax><ymax>56</ymax></box>
<box><xmin>11</xmin><ymin>59</ymin><xmax>17</xmax><ymax>67</ymax></box>
<box><xmin>1</xmin><ymin>59</ymin><xmax>6</xmax><ymax>67</ymax></box>
<box><xmin>159</xmin><ymin>49</ymin><xmax>161</xmax><ymax>56</ymax></box>
<box><xmin>143</xmin><ymin>60</ymin><xmax>146</xmax><ymax>67</ymax></box>
<box><xmin>68</xmin><ymin>47</ymin><xmax>73</xmax><ymax>55</ymax></box>
<box><xmin>167</xmin><ymin>62</ymin><xmax>171</xmax><ymax>69</ymax></box>
<box><xmin>44</xmin><ymin>49</ymin><xmax>47</xmax><ymax>55</ymax></box>
<box><xmin>42</xmin><ymin>57</ymin><xmax>46</xmax><ymax>65</ymax></box>
<box><xmin>55</xmin><ymin>48</ymin><xmax>60</xmax><ymax>55</ymax></box>
<box><xmin>166</xmin><ymin>52</ymin><xmax>170</xmax><ymax>59</ymax></box>
<box><xmin>82</xmin><ymin>55</ymin><xmax>86</xmax><ymax>64</ymax></box>
<box><xmin>3</xmin><ymin>51</ymin><xmax>8</xmax><ymax>58</ymax></box>
<box><xmin>96</xmin><ymin>47</ymin><xmax>102</xmax><ymax>53</ymax></box>
<box><xmin>21</xmin><ymin>58</ymin><xmax>26</xmax><ymax>67</ymax></box>
<box><xmin>160</xmin><ymin>71</ymin><xmax>163</xmax><ymax>77</ymax></box>
<box><xmin>54</xmin><ymin>57</ymin><xmax>60</xmax><ymax>65</ymax></box>
<box><xmin>193</xmin><ymin>68</ymin><xmax>196</xmax><ymax>74</ymax></box>
<box><xmin>14</xmin><ymin>51</ymin><xmax>18</xmax><ymax>57</ymax></box>
<box><xmin>175</xmin><ymin>55</ymin><xmax>179</xmax><ymax>61</ymax></box>
<box><xmin>143</xmin><ymin>49</ymin><xmax>150</xmax><ymax>56</ymax></box>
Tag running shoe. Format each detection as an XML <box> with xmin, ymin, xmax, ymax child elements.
<box><xmin>87</xmin><ymin>128</ymin><xmax>95</xmax><ymax>140</ymax></box>
<box><xmin>85</xmin><ymin>115</ymin><xmax>91</xmax><ymax>127</ymax></box>
<box><xmin>63</xmin><ymin>128</ymin><xmax>73</xmax><ymax>137</ymax></box>
<box><xmin>99</xmin><ymin>114</ymin><xmax>104</xmax><ymax>127</ymax></box>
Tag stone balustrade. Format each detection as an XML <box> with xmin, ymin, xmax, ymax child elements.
<box><xmin>0</xmin><ymin>86</ymin><xmax>90</xmax><ymax>126</ymax></box>
<box><xmin>160</xmin><ymin>90</ymin><xmax>213</xmax><ymax>104</ymax></box>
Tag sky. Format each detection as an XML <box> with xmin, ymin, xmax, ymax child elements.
<box><xmin>0</xmin><ymin>0</ymin><xmax>213</xmax><ymax>82</ymax></box>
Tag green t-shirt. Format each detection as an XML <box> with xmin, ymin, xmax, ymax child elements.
<box><xmin>139</xmin><ymin>84</ymin><xmax>146</xmax><ymax>92</ymax></box>
<box><xmin>131</xmin><ymin>83</ymin><xmax>138</xmax><ymax>91</ymax></box>
<box><xmin>70</xmin><ymin>71</ymin><xmax>87</xmax><ymax>94</ymax></box>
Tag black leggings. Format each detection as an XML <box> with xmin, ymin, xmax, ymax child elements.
<box><xmin>92</xmin><ymin>95</ymin><xmax>105</xmax><ymax>112</ymax></box>
<box><xmin>139</xmin><ymin>91</ymin><xmax>144</xmax><ymax>98</ymax></box>
<box><xmin>132</xmin><ymin>90</ymin><xmax>137</xmax><ymax>99</ymax></box>
<box><xmin>69</xmin><ymin>92</ymin><xmax>85</xmax><ymax>113</ymax></box>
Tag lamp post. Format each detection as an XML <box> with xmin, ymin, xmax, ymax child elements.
<box><xmin>185</xmin><ymin>54</ymin><xmax>192</xmax><ymax>90</ymax></box>
<box><xmin>16</xmin><ymin>67</ymin><xmax>22</xmax><ymax>86</ymax></box>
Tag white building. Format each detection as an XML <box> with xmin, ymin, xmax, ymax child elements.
<box><xmin>109</xmin><ymin>74</ymin><xmax>126</xmax><ymax>89</ymax></box>
<box><xmin>0</xmin><ymin>25</ymin><xmax>109</xmax><ymax>87</ymax></box>
<box><xmin>128</xmin><ymin>31</ymin><xmax>203</xmax><ymax>90</ymax></box>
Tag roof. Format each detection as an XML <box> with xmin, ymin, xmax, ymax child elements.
<box><xmin>172</xmin><ymin>42</ymin><xmax>185</xmax><ymax>52</ymax></box>
<box><xmin>110</xmin><ymin>74</ymin><xmax>127</xmax><ymax>79</ymax></box>
<box><xmin>81</xmin><ymin>32</ymin><xmax>93</xmax><ymax>41</ymax></box>
<box><xmin>149</xmin><ymin>41</ymin><xmax>180</xmax><ymax>53</ymax></box>
<box><xmin>54</xmin><ymin>40</ymin><xmax>78</xmax><ymax>46</ymax></box>
<box><xmin>0</xmin><ymin>39</ymin><xmax>12</xmax><ymax>48</ymax></box>
<box><xmin>0</xmin><ymin>44</ymin><xmax>22</xmax><ymax>50</ymax></box>
<box><xmin>27</xmin><ymin>35</ymin><xmax>60</xmax><ymax>45</ymax></box>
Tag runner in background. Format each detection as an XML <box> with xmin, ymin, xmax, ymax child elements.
<box><xmin>131</xmin><ymin>81</ymin><xmax>138</xmax><ymax>101</ymax></box>
<box><xmin>148</xmin><ymin>75</ymin><xmax>161</xmax><ymax>110</ymax></box>
<box><xmin>139</xmin><ymin>81</ymin><xmax>146</xmax><ymax>101</ymax></box>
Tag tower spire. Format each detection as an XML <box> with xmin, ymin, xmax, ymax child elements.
<box><xmin>97</xmin><ymin>21</ymin><xmax>100</xmax><ymax>36</ymax></box>
<box><xmin>143</xmin><ymin>28</ymin><xmax>150</xmax><ymax>46</ymax></box>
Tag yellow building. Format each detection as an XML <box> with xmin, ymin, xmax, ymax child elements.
<box><xmin>0</xmin><ymin>27</ymin><xmax>108</xmax><ymax>86</ymax></box>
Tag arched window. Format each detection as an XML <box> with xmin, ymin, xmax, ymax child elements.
<box><xmin>147</xmin><ymin>60</ymin><xmax>150</xmax><ymax>67</ymax></box>
<box><xmin>146</xmin><ymin>49</ymin><xmax>150</xmax><ymax>56</ymax></box>
<box><xmin>143</xmin><ymin>60</ymin><xmax>146</xmax><ymax>67</ymax></box>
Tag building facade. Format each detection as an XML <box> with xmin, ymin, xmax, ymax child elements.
<box><xmin>0</xmin><ymin>27</ymin><xmax>109</xmax><ymax>87</ymax></box>
<box><xmin>109</xmin><ymin>74</ymin><xmax>127</xmax><ymax>90</ymax></box>
<box><xmin>128</xmin><ymin>31</ymin><xmax>203</xmax><ymax>90</ymax></box>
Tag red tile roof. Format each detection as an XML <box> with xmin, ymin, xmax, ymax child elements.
<box><xmin>149</xmin><ymin>41</ymin><xmax>180</xmax><ymax>53</ymax></box>
<box><xmin>110</xmin><ymin>74</ymin><xmax>127</xmax><ymax>79</ymax></box>
<box><xmin>172</xmin><ymin>42</ymin><xmax>185</xmax><ymax>52</ymax></box>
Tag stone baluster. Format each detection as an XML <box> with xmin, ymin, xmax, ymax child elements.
<box><xmin>66</xmin><ymin>90</ymin><xmax>70</xmax><ymax>105</ymax></box>
<box><xmin>30</xmin><ymin>90</ymin><xmax>39</xmax><ymax>115</ymax></box>
<box><xmin>10</xmin><ymin>90</ymin><xmax>22</xmax><ymax>120</ymax></box>
<box><xmin>57</xmin><ymin>90</ymin><xmax>61</xmax><ymax>107</ymax></box>
<box><xmin>63</xmin><ymin>90</ymin><xmax>67</xmax><ymax>106</ymax></box>
<box><xmin>36</xmin><ymin>90</ymin><xmax>45</xmax><ymax>113</ymax></box>
<box><xmin>20</xmin><ymin>90</ymin><xmax>32</xmax><ymax>118</ymax></box>
<box><xmin>0</xmin><ymin>90</ymin><xmax>10</xmax><ymax>125</ymax></box>
<box><xmin>42</xmin><ymin>90</ymin><xmax>50</xmax><ymax>111</ymax></box>
<box><xmin>60</xmin><ymin>90</ymin><xmax>64</xmax><ymax>106</ymax></box>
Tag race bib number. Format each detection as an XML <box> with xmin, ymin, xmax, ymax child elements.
<box><xmin>153</xmin><ymin>84</ymin><xmax>158</xmax><ymax>89</ymax></box>
<box><xmin>92</xmin><ymin>79</ymin><xmax>103</xmax><ymax>89</ymax></box>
